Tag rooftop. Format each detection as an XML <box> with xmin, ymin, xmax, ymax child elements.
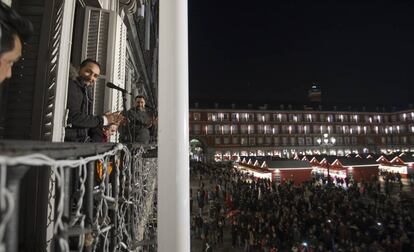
<box><xmin>190</xmin><ymin>101</ymin><xmax>414</xmax><ymax>113</ymax></box>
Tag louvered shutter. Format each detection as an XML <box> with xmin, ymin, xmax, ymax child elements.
<box><xmin>82</xmin><ymin>7</ymin><xmax>111</xmax><ymax>115</ymax></box>
<box><xmin>112</xmin><ymin>15</ymin><xmax>127</xmax><ymax>111</ymax></box>
<box><xmin>82</xmin><ymin>7</ymin><xmax>127</xmax><ymax>118</ymax></box>
<box><xmin>0</xmin><ymin>0</ymin><xmax>74</xmax><ymax>141</ymax></box>
<box><xmin>109</xmin><ymin>15</ymin><xmax>127</xmax><ymax>142</ymax></box>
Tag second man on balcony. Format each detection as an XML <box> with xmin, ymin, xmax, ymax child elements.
<box><xmin>124</xmin><ymin>95</ymin><xmax>155</xmax><ymax>144</ymax></box>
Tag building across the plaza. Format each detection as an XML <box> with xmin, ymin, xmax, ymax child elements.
<box><xmin>189</xmin><ymin>102</ymin><xmax>414</xmax><ymax>162</ymax></box>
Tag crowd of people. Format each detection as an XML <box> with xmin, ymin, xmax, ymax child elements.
<box><xmin>190</xmin><ymin>161</ymin><xmax>414</xmax><ymax>252</ymax></box>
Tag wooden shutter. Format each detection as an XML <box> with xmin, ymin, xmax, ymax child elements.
<box><xmin>111</xmin><ymin>15</ymin><xmax>127</xmax><ymax>113</ymax></box>
<box><xmin>82</xmin><ymin>7</ymin><xmax>127</xmax><ymax>117</ymax></box>
<box><xmin>82</xmin><ymin>7</ymin><xmax>111</xmax><ymax>115</ymax></box>
<box><xmin>0</xmin><ymin>0</ymin><xmax>68</xmax><ymax>141</ymax></box>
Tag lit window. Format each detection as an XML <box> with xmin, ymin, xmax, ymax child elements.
<box><xmin>193</xmin><ymin>113</ymin><xmax>201</xmax><ymax>121</ymax></box>
<box><xmin>205</xmin><ymin>125</ymin><xmax>213</xmax><ymax>134</ymax></box>
<box><xmin>232</xmin><ymin>113</ymin><xmax>240</xmax><ymax>122</ymax></box>
<box><xmin>230</xmin><ymin>125</ymin><xmax>238</xmax><ymax>134</ymax></box>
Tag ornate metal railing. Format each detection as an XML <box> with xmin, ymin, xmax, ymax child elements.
<box><xmin>0</xmin><ymin>141</ymin><xmax>157</xmax><ymax>252</ymax></box>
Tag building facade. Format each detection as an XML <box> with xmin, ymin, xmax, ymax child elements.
<box><xmin>189</xmin><ymin>105</ymin><xmax>414</xmax><ymax>161</ymax></box>
<box><xmin>0</xmin><ymin>0</ymin><xmax>158</xmax><ymax>141</ymax></box>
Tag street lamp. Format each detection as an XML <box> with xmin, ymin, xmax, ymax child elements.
<box><xmin>316</xmin><ymin>133</ymin><xmax>336</xmax><ymax>180</ymax></box>
<box><xmin>317</xmin><ymin>133</ymin><xmax>336</xmax><ymax>147</ymax></box>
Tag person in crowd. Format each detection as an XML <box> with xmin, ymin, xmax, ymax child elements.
<box><xmin>190</xmin><ymin>161</ymin><xmax>414</xmax><ymax>251</ymax></box>
<box><xmin>125</xmin><ymin>95</ymin><xmax>155</xmax><ymax>144</ymax></box>
<box><xmin>0</xmin><ymin>2</ymin><xmax>33</xmax><ymax>84</ymax></box>
<box><xmin>65</xmin><ymin>58</ymin><xmax>123</xmax><ymax>142</ymax></box>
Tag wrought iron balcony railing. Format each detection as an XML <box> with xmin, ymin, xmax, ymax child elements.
<box><xmin>0</xmin><ymin>141</ymin><xmax>157</xmax><ymax>252</ymax></box>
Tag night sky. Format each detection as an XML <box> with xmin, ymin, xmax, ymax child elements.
<box><xmin>189</xmin><ymin>0</ymin><xmax>414</xmax><ymax>106</ymax></box>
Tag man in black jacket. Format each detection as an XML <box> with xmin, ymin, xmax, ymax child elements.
<box><xmin>65</xmin><ymin>59</ymin><xmax>123</xmax><ymax>142</ymax></box>
<box><xmin>125</xmin><ymin>95</ymin><xmax>155</xmax><ymax>144</ymax></box>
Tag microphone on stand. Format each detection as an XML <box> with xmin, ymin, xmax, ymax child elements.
<box><xmin>106</xmin><ymin>82</ymin><xmax>133</xmax><ymax>95</ymax></box>
<box><xmin>106</xmin><ymin>82</ymin><xmax>133</xmax><ymax>142</ymax></box>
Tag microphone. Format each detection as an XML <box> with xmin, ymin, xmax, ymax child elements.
<box><xmin>106</xmin><ymin>82</ymin><xmax>133</xmax><ymax>95</ymax></box>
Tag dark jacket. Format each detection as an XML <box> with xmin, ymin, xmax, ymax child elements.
<box><xmin>65</xmin><ymin>77</ymin><xmax>104</xmax><ymax>142</ymax></box>
<box><xmin>125</xmin><ymin>107</ymin><xmax>151</xmax><ymax>144</ymax></box>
